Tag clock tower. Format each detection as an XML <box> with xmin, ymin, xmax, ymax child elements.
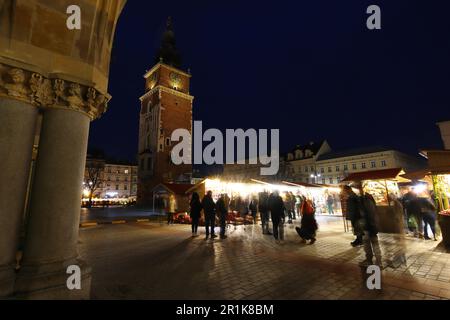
<box><xmin>137</xmin><ymin>18</ymin><xmax>193</xmax><ymax>205</ymax></box>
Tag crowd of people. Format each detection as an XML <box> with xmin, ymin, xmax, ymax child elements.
<box><xmin>188</xmin><ymin>186</ymin><xmax>439</xmax><ymax>266</ymax></box>
<box><xmin>189</xmin><ymin>190</ymin><xmax>319</xmax><ymax>244</ymax></box>
<box><xmin>342</xmin><ymin>185</ymin><xmax>438</xmax><ymax>266</ymax></box>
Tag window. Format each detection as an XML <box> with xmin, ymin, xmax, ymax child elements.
<box><xmin>322</xmin><ymin>178</ymin><xmax>326</xmax><ymax>184</ymax></box>
<box><xmin>116</xmin><ymin>177</ymin><xmax>120</xmax><ymax>182</ymax></box>
<box><xmin>336</xmin><ymin>166</ymin><xmax>340</xmax><ymax>172</ymax></box>
<box><xmin>336</xmin><ymin>176</ymin><xmax>341</xmax><ymax>183</ymax></box>
<box><xmin>311</xmin><ymin>166</ymin><xmax>314</xmax><ymax>172</ymax></box>
<box><xmin>116</xmin><ymin>185</ymin><xmax>119</xmax><ymax>190</ymax></box>
<box><xmin>328</xmin><ymin>167</ymin><xmax>332</xmax><ymax>173</ymax></box>
<box><xmin>125</xmin><ymin>170</ymin><xmax>129</xmax><ymax>174</ymax></box>
<box><xmin>381</xmin><ymin>160</ymin><xmax>387</xmax><ymax>167</ymax></box>
<box><xmin>362</xmin><ymin>163</ymin><xmax>366</xmax><ymax>169</ymax></box>
<box><xmin>344</xmin><ymin>164</ymin><xmax>348</xmax><ymax>171</ymax></box>
<box><xmin>305</xmin><ymin>166</ymin><xmax>309</xmax><ymax>173</ymax></box>
<box><xmin>371</xmin><ymin>161</ymin><xmax>376</xmax><ymax>168</ymax></box>
<box><xmin>166</xmin><ymin>138</ymin><xmax>171</xmax><ymax>147</ymax></box>
<box><xmin>124</xmin><ymin>185</ymin><xmax>128</xmax><ymax>191</ymax></box>
<box><xmin>159</xmin><ymin>144</ymin><xmax>163</xmax><ymax>151</ymax></box>
<box><xmin>352</xmin><ymin>163</ymin><xmax>357</xmax><ymax>170</ymax></box>
<box><xmin>320</xmin><ymin>167</ymin><xmax>325</xmax><ymax>174</ymax></box>
<box><xmin>329</xmin><ymin>178</ymin><xmax>334</xmax><ymax>184</ymax></box>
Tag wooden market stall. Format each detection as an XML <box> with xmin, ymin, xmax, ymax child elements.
<box><xmin>420</xmin><ymin>150</ymin><xmax>450</xmax><ymax>247</ymax></box>
<box><xmin>340</xmin><ymin>168</ymin><xmax>410</xmax><ymax>233</ymax></box>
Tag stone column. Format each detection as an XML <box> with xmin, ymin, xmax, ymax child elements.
<box><xmin>0</xmin><ymin>85</ymin><xmax>38</xmax><ymax>297</ymax></box>
<box><xmin>14</xmin><ymin>80</ymin><xmax>108</xmax><ymax>299</ymax></box>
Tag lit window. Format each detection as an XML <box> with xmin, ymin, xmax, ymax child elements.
<box><xmin>125</xmin><ymin>170</ymin><xmax>129</xmax><ymax>174</ymax></box>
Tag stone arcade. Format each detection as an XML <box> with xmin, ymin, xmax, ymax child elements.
<box><xmin>0</xmin><ymin>0</ymin><xmax>126</xmax><ymax>299</ymax></box>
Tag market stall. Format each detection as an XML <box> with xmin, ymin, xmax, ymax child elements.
<box><xmin>340</xmin><ymin>168</ymin><xmax>410</xmax><ymax>233</ymax></box>
<box><xmin>422</xmin><ymin>150</ymin><xmax>450</xmax><ymax>247</ymax></box>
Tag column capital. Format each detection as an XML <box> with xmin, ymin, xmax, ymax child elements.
<box><xmin>0</xmin><ymin>63</ymin><xmax>110</xmax><ymax>121</ymax></box>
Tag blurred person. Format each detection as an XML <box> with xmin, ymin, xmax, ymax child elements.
<box><xmin>388</xmin><ymin>194</ymin><xmax>407</xmax><ymax>267</ymax></box>
<box><xmin>269</xmin><ymin>191</ymin><xmax>285</xmax><ymax>242</ymax></box>
<box><xmin>343</xmin><ymin>186</ymin><xmax>364</xmax><ymax>247</ymax></box>
<box><xmin>259</xmin><ymin>192</ymin><xmax>271</xmax><ymax>235</ymax></box>
<box><xmin>202</xmin><ymin>191</ymin><xmax>217</xmax><ymax>240</ymax></box>
<box><xmin>327</xmin><ymin>193</ymin><xmax>334</xmax><ymax>215</ymax></box>
<box><xmin>216</xmin><ymin>194</ymin><xmax>228</xmax><ymax>239</ymax></box>
<box><xmin>360</xmin><ymin>193</ymin><xmax>382</xmax><ymax>266</ymax></box>
<box><xmin>249</xmin><ymin>198</ymin><xmax>258</xmax><ymax>224</ymax></box>
<box><xmin>190</xmin><ymin>192</ymin><xmax>202</xmax><ymax>237</ymax></box>
<box><xmin>296</xmin><ymin>198</ymin><xmax>318</xmax><ymax>244</ymax></box>
<box><xmin>419</xmin><ymin>195</ymin><xmax>438</xmax><ymax>241</ymax></box>
<box><xmin>404</xmin><ymin>191</ymin><xmax>424</xmax><ymax>239</ymax></box>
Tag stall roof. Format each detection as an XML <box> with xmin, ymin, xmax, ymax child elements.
<box><xmin>401</xmin><ymin>169</ymin><xmax>432</xmax><ymax>181</ymax></box>
<box><xmin>340</xmin><ymin>168</ymin><xmax>408</xmax><ymax>183</ymax></box>
<box><xmin>282</xmin><ymin>181</ymin><xmax>323</xmax><ymax>188</ymax></box>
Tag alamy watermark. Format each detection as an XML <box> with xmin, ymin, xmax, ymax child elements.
<box><xmin>171</xmin><ymin>121</ymin><xmax>280</xmax><ymax>176</ymax></box>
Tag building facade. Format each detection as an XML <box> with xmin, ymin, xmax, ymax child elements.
<box><xmin>223</xmin><ymin>142</ymin><xmax>426</xmax><ymax>185</ymax></box>
<box><xmin>284</xmin><ymin>146</ymin><xmax>426</xmax><ymax>185</ymax></box>
<box><xmin>83</xmin><ymin>159</ymin><xmax>138</xmax><ymax>199</ymax></box>
<box><xmin>137</xmin><ymin>18</ymin><xmax>193</xmax><ymax>205</ymax></box>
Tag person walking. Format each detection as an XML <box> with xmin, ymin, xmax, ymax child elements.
<box><xmin>360</xmin><ymin>193</ymin><xmax>382</xmax><ymax>266</ymax></box>
<box><xmin>269</xmin><ymin>191</ymin><xmax>285</xmax><ymax>242</ymax></box>
<box><xmin>202</xmin><ymin>191</ymin><xmax>217</xmax><ymax>240</ymax></box>
<box><xmin>296</xmin><ymin>198</ymin><xmax>318</xmax><ymax>244</ymax></box>
<box><xmin>403</xmin><ymin>191</ymin><xmax>424</xmax><ymax>238</ymax></box>
<box><xmin>216</xmin><ymin>193</ymin><xmax>229</xmax><ymax>239</ymax></box>
<box><xmin>249</xmin><ymin>198</ymin><xmax>258</xmax><ymax>224</ymax></box>
<box><xmin>189</xmin><ymin>192</ymin><xmax>202</xmax><ymax>237</ymax></box>
<box><xmin>419</xmin><ymin>196</ymin><xmax>438</xmax><ymax>241</ymax></box>
<box><xmin>343</xmin><ymin>186</ymin><xmax>364</xmax><ymax>247</ymax></box>
<box><xmin>259</xmin><ymin>192</ymin><xmax>271</xmax><ymax>235</ymax></box>
<box><xmin>327</xmin><ymin>194</ymin><xmax>334</xmax><ymax>215</ymax></box>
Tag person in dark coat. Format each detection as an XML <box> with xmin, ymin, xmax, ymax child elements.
<box><xmin>216</xmin><ymin>194</ymin><xmax>228</xmax><ymax>239</ymax></box>
<box><xmin>268</xmin><ymin>191</ymin><xmax>285</xmax><ymax>241</ymax></box>
<box><xmin>360</xmin><ymin>193</ymin><xmax>382</xmax><ymax>266</ymax></box>
<box><xmin>403</xmin><ymin>191</ymin><xmax>424</xmax><ymax>238</ymax></box>
<box><xmin>202</xmin><ymin>191</ymin><xmax>216</xmax><ymax>240</ymax></box>
<box><xmin>249</xmin><ymin>198</ymin><xmax>258</xmax><ymax>224</ymax></box>
<box><xmin>259</xmin><ymin>192</ymin><xmax>271</xmax><ymax>235</ymax></box>
<box><xmin>296</xmin><ymin>198</ymin><xmax>318</xmax><ymax>244</ymax></box>
<box><xmin>419</xmin><ymin>196</ymin><xmax>438</xmax><ymax>241</ymax></box>
<box><xmin>190</xmin><ymin>192</ymin><xmax>202</xmax><ymax>237</ymax></box>
<box><xmin>343</xmin><ymin>185</ymin><xmax>364</xmax><ymax>247</ymax></box>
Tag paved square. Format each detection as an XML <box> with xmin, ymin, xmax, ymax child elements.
<box><xmin>79</xmin><ymin>216</ymin><xmax>450</xmax><ymax>300</ymax></box>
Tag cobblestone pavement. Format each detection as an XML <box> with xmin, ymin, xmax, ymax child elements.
<box><xmin>79</xmin><ymin>216</ymin><xmax>450</xmax><ymax>300</ymax></box>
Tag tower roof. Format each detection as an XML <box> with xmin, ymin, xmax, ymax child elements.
<box><xmin>154</xmin><ymin>17</ymin><xmax>182</xmax><ymax>68</ymax></box>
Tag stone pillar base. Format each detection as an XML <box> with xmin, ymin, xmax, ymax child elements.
<box><xmin>15</xmin><ymin>259</ymin><xmax>91</xmax><ymax>300</ymax></box>
<box><xmin>0</xmin><ymin>265</ymin><xmax>15</xmax><ymax>298</ymax></box>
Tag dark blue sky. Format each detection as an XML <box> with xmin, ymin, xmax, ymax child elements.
<box><xmin>89</xmin><ymin>0</ymin><xmax>450</xmax><ymax>162</ymax></box>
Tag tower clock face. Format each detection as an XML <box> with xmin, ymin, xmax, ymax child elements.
<box><xmin>169</xmin><ymin>72</ymin><xmax>181</xmax><ymax>84</ymax></box>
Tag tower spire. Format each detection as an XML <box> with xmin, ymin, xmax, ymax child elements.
<box><xmin>155</xmin><ymin>16</ymin><xmax>182</xmax><ymax>68</ymax></box>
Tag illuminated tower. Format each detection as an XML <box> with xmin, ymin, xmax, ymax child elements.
<box><xmin>137</xmin><ymin>18</ymin><xmax>193</xmax><ymax>205</ymax></box>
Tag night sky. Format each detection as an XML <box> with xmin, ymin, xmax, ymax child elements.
<box><xmin>88</xmin><ymin>0</ymin><xmax>450</xmax><ymax>164</ymax></box>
